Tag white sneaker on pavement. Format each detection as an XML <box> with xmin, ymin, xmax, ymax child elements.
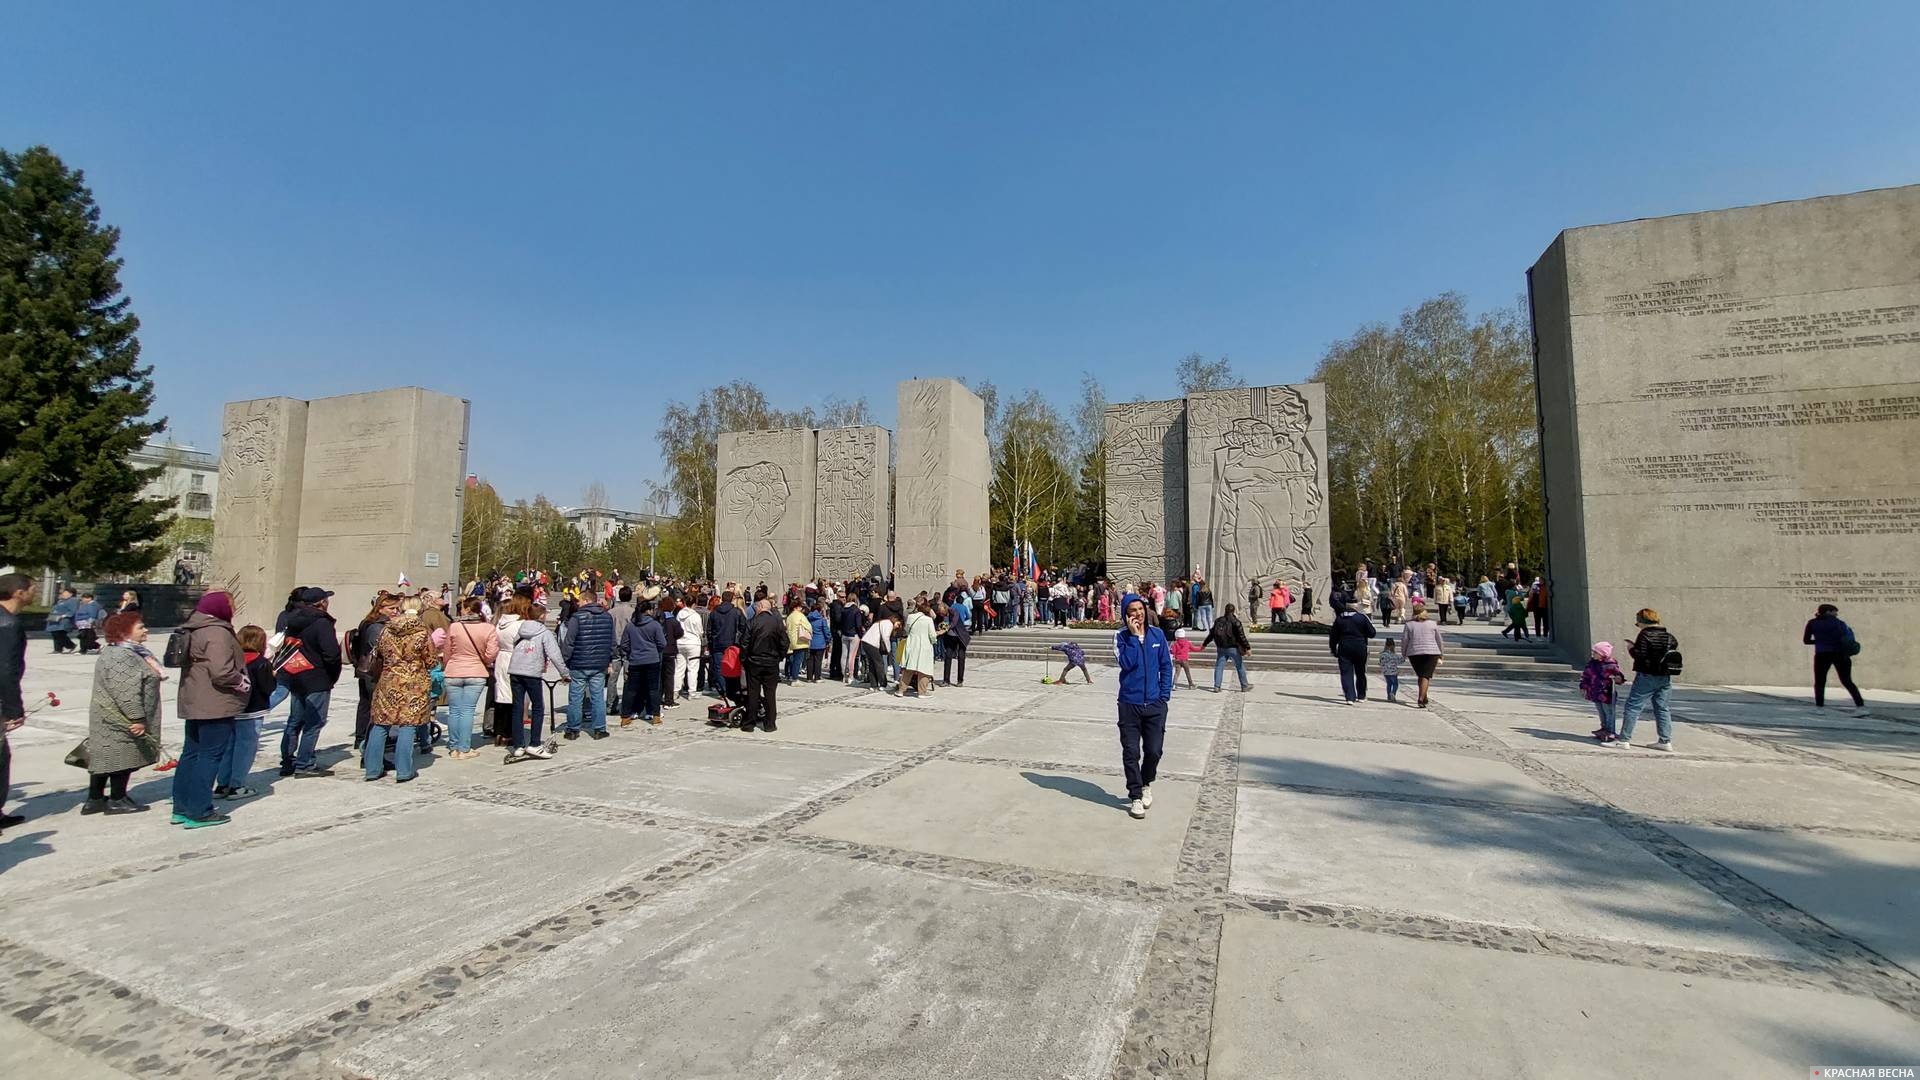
<box><xmin>1141</xmin><ymin>786</ymin><xmax>1153</xmax><ymax>809</ymax></box>
<box><xmin>1127</xmin><ymin>798</ymin><xmax>1147</xmax><ymax>819</ymax></box>
<box><xmin>1648</xmin><ymin>740</ymin><xmax>1674</xmax><ymax>752</ymax></box>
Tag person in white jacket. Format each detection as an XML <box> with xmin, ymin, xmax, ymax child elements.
<box><xmin>489</xmin><ymin>600</ymin><xmax>525</xmax><ymax>747</ymax></box>
<box><xmin>675</xmin><ymin>601</ymin><xmax>704</xmax><ymax>701</ymax></box>
<box><xmin>505</xmin><ymin>603</ymin><xmax>568</xmax><ymax>762</ymax></box>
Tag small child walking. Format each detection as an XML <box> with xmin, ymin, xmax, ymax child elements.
<box><xmin>1581</xmin><ymin>641</ymin><xmax>1627</xmax><ymax>742</ymax></box>
<box><xmin>1051</xmin><ymin>640</ymin><xmax>1094</xmax><ymax>684</ymax></box>
<box><xmin>1380</xmin><ymin>639</ymin><xmax>1404</xmax><ymax>703</ymax></box>
<box><xmin>1171</xmin><ymin>627</ymin><xmax>1195</xmax><ymax>689</ymax></box>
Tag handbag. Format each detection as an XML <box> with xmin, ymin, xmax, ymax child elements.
<box><xmin>65</xmin><ymin>739</ymin><xmax>90</xmax><ymax>769</ymax></box>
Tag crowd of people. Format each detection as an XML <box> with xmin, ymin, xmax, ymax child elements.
<box><xmin>0</xmin><ymin>555</ymin><xmax>1879</xmax><ymax>837</ymax></box>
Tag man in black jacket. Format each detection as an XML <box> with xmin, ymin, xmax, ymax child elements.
<box><xmin>706</xmin><ymin>591</ymin><xmax>745</xmax><ymax>699</ymax></box>
<box><xmin>739</xmin><ymin>599</ymin><xmax>789</xmax><ymax>732</ymax></box>
<box><xmin>837</xmin><ymin>599</ymin><xmax>865</xmax><ymax>686</ymax></box>
<box><xmin>0</xmin><ymin>573</ymin><xmax>35</xmax><ymax>832</ymax></box>
<box><xmin>278</xmin><ymin>587</ymin><xmax>343</xmax><ymax>777</ymax></box>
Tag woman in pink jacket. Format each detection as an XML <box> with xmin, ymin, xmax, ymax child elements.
<box><xmin>438</xmin><ymin>597</ymin><xmax>499</xmax><ymax>760</ymax></box>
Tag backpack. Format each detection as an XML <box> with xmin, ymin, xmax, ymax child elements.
<box><xmin>720</xmin><ymin>644</ymin><xmax>743</xmax><ymax>679</ymax></box>
<box><xmin>162</xmin><ymin>629</ymin><xmax>192</xmax><ymax>669</ymax></box>
<box><xmin>1655</xmin><ymin>632</ymin><xmax>1684</xmax><ymax>677</ymax></box>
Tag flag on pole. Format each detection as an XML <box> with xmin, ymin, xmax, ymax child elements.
<box><xmin>397</xmin><ymin>573</ymin><xmax>412</xmax><ymax>589</ymax></box>
<box><xmin>1026</xmin><ymin>541</ymin><xmax>1038</xmax><ymax>581</ymax></box>
<box><xmin>1012</xmin><ymin>537</ymin><xmax>1021</xmax><ymax>577</ymax></box>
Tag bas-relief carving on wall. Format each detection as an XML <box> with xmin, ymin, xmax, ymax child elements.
<box><xmin>1191</xmin><ymin>386</ymin><xmax>1323</xmax><ymax>596</ymax></box>
<box><xmin>1104</xmin><ymin>401</ymin><xmax>1186</xmax><ymax>582</ymax></box>
<box><xmin>219</xmin><ymin>412</ymin><xmax>282</xmax><ymax>592</ymax></box>
<box><xmin>719</xmin><ymin>458</ymin><xmax>793</xmax><ymax>584</ymax></box>
<box><xmin>815</xmin><ymin>427</ymin><xmax>881</xmax><ymax>578</ymax></box>
<box><xmin>901</xmin><ymin>382</ymin><xmax>946</xmax><ymax>523</ymax></box>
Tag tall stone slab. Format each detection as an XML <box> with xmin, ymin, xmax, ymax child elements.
<box><xmin>294</xmin><ymin>388</ymin><xmax>470</xmax><ymax>612</ymax></box>
<box><xmin>714</xmin><ymin>428</ymin><xmax>817</xmax><ymax>589</ymax></box>
<box><xmin>1530</xmin><ymin>184</ymin><xmax>1920</xmax><ymax>689</ymax></box>
<box><xmin>1184</xmin><ymin>384</ymin><xmax>1330</xmax><ymax>608</ymax></box>
<box><xmin>1104</xmin><ymin>400</ymin><xmax>1188</xmax><ymax>585</ymax></box>
<box><xmin>814</xmin><ymin>425</ymin><xmax>891</xmax><ymax>581</ymax></box>
<box><xmin>894</xmin><ymin>379</ymin><xmax>990</xmax><ymax>598</ymax></box>
<box><xmin>211</xmin><ymin>397</ymin><xmax>309</xmax><ymax>629</ymax></box>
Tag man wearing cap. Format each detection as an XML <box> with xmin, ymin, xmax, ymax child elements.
<box><xmin>278</xmin><ymin>587</ymin><xmax>343</xmax><ymax>777</ymax></box>
<box><xmin>1113</xmin><ymin>592</ymin><xmax>1173</xmax><ymax>820</ymax></box>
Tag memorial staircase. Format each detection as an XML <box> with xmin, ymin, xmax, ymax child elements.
<box><xmin>960</xmin><ymin>623</ymin><xmax>1574</xmax><ymax>681</ymax></box>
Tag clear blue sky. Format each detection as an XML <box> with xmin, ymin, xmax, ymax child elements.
<box><xmin>6</xmin><ymin>1</ymin><xmax>1916</xmax><ymax>509</ymax></box>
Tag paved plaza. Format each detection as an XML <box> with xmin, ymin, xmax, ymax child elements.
<box><xmin>3</xmin><ymin>648</ymin><xmax>1919</xmax><ymax>1078</ymax></box>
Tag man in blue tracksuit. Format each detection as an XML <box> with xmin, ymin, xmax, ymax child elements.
<box><xmin>1114</xmin><ymin>592</ymin><xmax>1173</xmax><ymax>820</ymax></box>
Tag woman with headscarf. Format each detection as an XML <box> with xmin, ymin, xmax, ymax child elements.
<box><xmin>172</xmin><ymin>591</ymin><xmax>249</xmax><ymax>828</ymax></box>
<box><xmin>366</xmin><ymin>601</ymin><xmax>436</xmax><ymax>782</ymax></box>
<box><xmin>82</xmin><ymin>611</ymin><xmax>164</xmax><ymax>814</ymax></box>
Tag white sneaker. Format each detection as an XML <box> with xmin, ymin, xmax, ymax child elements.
<box><xmin>527</xmin><ymin>744</ymin><xmax>554</xmax><ymax>759</ymax></box>
<box><xmin>1648</xmin><ymin>740</ymin><xmax>1674</xmax><ymax>752</ymax></box>
<box><xmin>1612</xmin><ymin>739</ymin><xmax>1634</xmax><ymax>748</ymax></box>
<box><xmin>1141</xmin><ymin>786</ymin><xmax>1153</xmax><ymax>809</ymax></box>
<box><xmin>1127</xmin><ymin>798</ymin><xmax>1147</xmax><ymax>819</ymax></box>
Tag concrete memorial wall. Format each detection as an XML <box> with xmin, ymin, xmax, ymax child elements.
<box><xmin>1186</xmin><ymin>384</ymin><xmax>1330</xmax><ymax>610</ymax></box>
<box><xmin>211</xmin><ymin>397</ymin><xmax>308</xmax><ymax>630</ymax></box>
<box><xmin>813</xmin><ymin>425</ymin><xmax>891</xmax><ymax>581</ymax></box>
<box><xmin>1104</xmin><ymin>400</ymin><xmax>1187</xmax><ymax>588</ymax></box>
<box><xmin>1103</xmin><ymin>384</ymin><xmax>1331</xmax><ymax>612</ymax></box>
<box><xmin>1530</xmin><ymin>184</ymin><xmax>1920</xmax><ymax>689</ymax></box>
<box><xmin>714</xmin><ymin>428</ymin><xmax>817</xmax><ymax>588</ymax></box>
<box><xmin>296</xmin><ymin>389</ymin><xmax>471</xmax><ymax>615</ymax></box>
<box><xmin>894</xmin><ymin>378</ymin><xmax>990</xmax><ymax>599</ymax></box>
<box><xmin>211</xmin><ymin>388</ymin><xmax>470</xmax><ymax>630</ymax></box>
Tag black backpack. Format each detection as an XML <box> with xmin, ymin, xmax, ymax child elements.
<box><xmin>1660</xmin><ymin>643</ymin><xmax>1684</xmax><ymax>677</ymax></box>
<box><xmin>162</xmin><ymin>628</ymin><xmax>192</xmax><ymax>669</ymax></box>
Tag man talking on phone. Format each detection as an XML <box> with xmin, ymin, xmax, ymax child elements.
<box><xmin>1113</xmin><ymin>592</ymin><xmax>1173</xmax><ymax>820</ymax></box>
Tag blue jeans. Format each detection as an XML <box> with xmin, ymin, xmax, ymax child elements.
<box><xmin>1194</xmin><ymin>604</ymin><xmax>1214</xmax><ymax>631</ymax></box>
<box><xmin>445</xmin><ymin>677</ymin><xmax>487</xmax><ymax>751</ymax></box>
<box><xmin>511</xmin><ymin>673</ymin><xmax>547</xmax><ymax>747</ymax></box>
<box><xmin>280</xmin><ymin>689</ymin><xmax>330</xmax><ymax>771</ymax></box>
<box><xmin>1618</xmin><ymin>674</ymin><xmax>1673</xmax><ymax>742</ymax></box>
<box><xmin>1592</xmin><ymin>698</ymin><xmax>1618</xmax><ymax>737</ymax></box>
<box><xmin>1385</xmin><ymin>673</ymin><xmax>1400</xmax><ymax>700</ymax></box>
<box><xmin>565</xmin><ymin>670</ymin><xmax>607</xmax><ymax>733</ymax></box>
<box><xmin>267</xmin><ymin>683</ymin><xmax>289</xmax><ymax>711</ymax></box>
<box><xmin>363</xmin><ymin>724</ymin><xmax>417</xmax><ymax>780</ymax></box>
<box><xmin>785</xmin><ymin>650</ymin><xmax>804</xmax><ymax>681</ymax></box>
<box><xmin>173</xmin><ymin>717</ymin><xmax>234</xmax><ymax>820</ymax></box>
<box><xmin>1213</xmin><ymin>647</ymin><xmax>1249</xmax><ymax>690</ymax></box>
<box><xmin>217</xmin><ymin>714</ymin><xmax>263</xmax><ymax>788</ymax></box>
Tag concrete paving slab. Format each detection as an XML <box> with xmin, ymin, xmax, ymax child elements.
<box><xmin>954</xmin><ymin>716</ymin><xmax>1214</xmax><ymax>777</ymax></box>
<box><xmin>342</xmin><ymin>846</ymin><xmax>1156</xmax><ymax>1080</ymax></box>
<box><xmin>8</xmin><ymin>801</ymin><xmax>699</xmax><ymax>1036</ymax></box>
<box><xmin>748</xmin><ymin>702</ymin><xmax>981</xmax><ymax>752</ymax></box>
<box><xmin>1540</xmin><ymin>756</ymin><xmax>1920</xmax><ymax>833</ymax></box>
<box><xmin>868</xmin><ymin>684</ymin><xmax>1039</xmax><ymax>714</ymax></box>
<box><xmin>767</xmin><ymin>678</ymin><xmax>865</xmax><ymax>704</ymax></box>
<box><xmin>525</xmin><ymin>739</ymin><xmax>895</xmax><ymax>826</ymax></box>
<box><xmin>0</xmin><ymin>1016</ymin><xmax>142</xmax><ymax>1080</ymax></box>
<box><xmin>1430</xmin><ymin>689</ymin><xmax>1598</xmax><ymax>720</ymax></box>
<box><xmin>1230</xmin><ymin>788</ymin><xmax>1804</xmax><ymax>958</ymax></box>
<box><xmin>1470</xmin><ymin>714</ymin><xmax>1790</xmax><ymax>760</ymax></box>
<box><xmin>1208</xmin><ymin>916</ymin><xmax>1920</xmax><ymax>1080</ymax></box>
<box><xmin>1662</xmin><ymin>824</ymin><xmax>1920</xmax><ymax>972</ymax></box>
<box><xmin>1668</xmin><ymin>693</ymin><xmax>1911</xmax><ymax>732</ymax></box>
<box><xmin>0</xmin><ymin>769</ymin><xmax>418</xmax><ymax>899</ymax></box>
<box><xmin>1242</xmin><ymin>700</ymin><xmax>1471</xmax><ymax>744</ymax></box>
<box><xmin>1037</xmin><ymin>691</ymin><xmax>1224</xmax><ymax>729</ymax></box>
<box><xmin>1236</xmin><ymin>733</ymin><xmax>1572</xmax><ymax>809</ymax></box>
<box><xmin>801</xmin><ymin>759</ymin><xmax>1196</xmax><ymax>882</ymax></box>
<box><xmin>1725</xmin><ymin>724</ymin><xmax>1920</xmax><ymax>771</ymax></box>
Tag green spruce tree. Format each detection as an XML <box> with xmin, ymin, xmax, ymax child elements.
<box><xmin>0</xmin><ymin>146</ymin><xmax>170</xmax><ymax>576</ymax></box>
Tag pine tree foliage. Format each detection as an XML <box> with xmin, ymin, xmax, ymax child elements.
<box><xmin>0</xmin><ymin>146</ymin><xmax>171</xmax><ymax>575</ymax></box>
